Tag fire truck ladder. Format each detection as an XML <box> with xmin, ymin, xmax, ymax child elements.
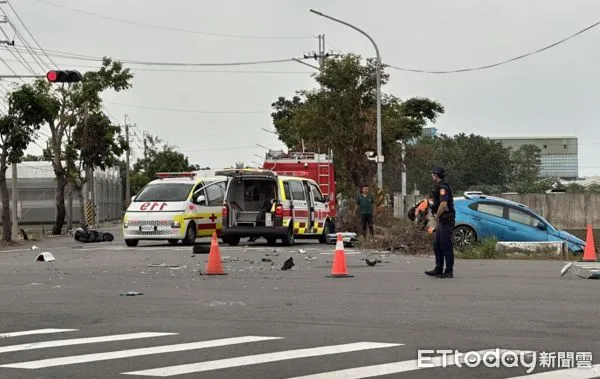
<box><xmin>318</xmin><ymin>164</ymin><xmax>330</xmax><ymax>194</ymax></box>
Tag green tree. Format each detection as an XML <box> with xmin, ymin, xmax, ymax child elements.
<box><xmin>404</xmin><ymin>133</ymin><xmax>512</xmax><ymax>194</ymax></box>
<box><xmin>38</xmin><ymin>57</ymin><xmax>133</xmax><ymax>234</ymax></box>
<box><xmin>0</xmin><ymin>82</ymin><xmax>56</xmax><ymax>241</ymax></box>
<box><xmin>566</xmin><ymin>183</ymin><xmax>585</xmax><ymax>193</ymax></box>
<box><xmin>586</xmin><ymin>184</ymin><xmax>600</xmax><ymax>193</ymax></box>
<box><xmin>67</xmin><ymin>111</ymin><xmax>127</xmax><ymax>228</ymax></box>
<box><xmin>509</xmin><ymin>144</ymin><xmax>542</xmax><ymax>184</ymax></box>
<box><xmin>270</xmin><ymin>53</ymin><xmax>444</xmax><ymax>196</ymax></box>
<box><xmin>129</xmin><ymin>134</ymin><xmax>199</xmax><ymax>195</ymax></box>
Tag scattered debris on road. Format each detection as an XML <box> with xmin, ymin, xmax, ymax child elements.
<box><xmin>35</xmin><ymin>252</ymin><xmax>55</xmax><ymax>262</ymax></box>
<box><xmin>281</xmin><ymin>257</ymin><xmax>294</xmax><ymax>270</ymax></box>
<box><xmin>120</xmin><ymin>291</ymin><xmax>143</xmax><ymax>296</ymax></box>
<box><xmin>205</xmin><ymin>300</ymin><xmax>246</xmax><ymax>307</ymax></box>
<box><xmin>365</xmin><ymin>256</ymin><xmax>378</xmax><ymax>266</ymax></box>
<box><xmin>192</xmin><ymin>245</ymin><xmax>210</xmax><ymax>254</ymax></box>
<box><xmin>148</xmin><ymin>263</ymin><xmax>181</xmax><ymax>268</ymax></box>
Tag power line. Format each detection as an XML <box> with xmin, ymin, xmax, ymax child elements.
<box><xmin>35</xmin><ymin>0</ymin><xmax>314</xmax><ymax>40</ymax></box>
<box><xmin>0</xmin><ymin>31</ymin><xmax>37</xmax><ymax>75</ymax></box>
<box><xmin>0</xmin><ymin>55</ymin><xmax>314</xmax><ymax>74</ymax></box>
<box><xmin>386</xmin><ymin>18</ymin><xmax>600</xmax><ymax>74</ymax></box>
<box><xmin>5</xmin><ymin>0</ymin><xmax>59</xmax><ymax>69</ymax></box>
<box><xmin>8</xmin><ymin>46</ymin><xmax>311</xmax><ymax>67</ymax></box>
<box><xmin>0</xmin><ymin>56</ymin><xmax>25</xmax><ymax>83</ymax></box>
<box><xmin>104</xmin><ymin>101</ymin><xmax>269</xmax><ymax>114</ymax></box>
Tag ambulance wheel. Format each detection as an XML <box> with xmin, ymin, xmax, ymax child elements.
<box><xmin>266</xmin><ymin>237</ymin><xmax>277</xmax><ymax>246</ymax></box>
<box><xmin>318</xmin><ymin>221</ymin><xmax>331</xmax><ymax>244</ymax></box>
<box><xmin>182</xmin><ymin>222</ymin><xmax>196</xmax><ymax>245</ymax></box>
<box><xmin>125</xmin><ymin>239</ymin><xmax>138</xmax><ymax>247</ymax></box>
<box><xmin>227</xmin><ymin>237</ymin><xmax>240</xmax><ymax>246</ymax></box>
<box><xmin>281</xmin><ymin>226</ymin><xmax>295</xmax><ymax>246</ymax></box>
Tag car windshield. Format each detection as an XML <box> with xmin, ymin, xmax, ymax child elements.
<box><xmin>135</xmin><ymin>182</ymin><xmax>194</xmax><ymax>202</ymax></box>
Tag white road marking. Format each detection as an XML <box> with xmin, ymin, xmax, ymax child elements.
<box><xmin>319</xmin><ymin>252</ymin><xmax>360</xmax><ymax>255</ymax></box>
<box><xmin>286</xmin><ymin>349</ymin><xmax>534</xmax><ymax>378</ymax></box>
<box><xmin>1</xmin><ymin>336</ymin><xmax>282</xmax><ymax>369</ymax></box>
<box><xmin>0</xmin><ymin>328</ymin><xmax>78</xmax><ymax>338</ymax></box>
<box><xmin>121</xmin><ymin>342</ymin><xmax>401</xmax><ymax>377</ymax></box>
<box><xmin>506</xmin><ymin>364</ymin><xmax>600</xmax><ymax>379</ymax></box>
<box><xmin>0</xmin><ymin>332</ymin><xmax>177</xmax><ymax>354</ymax></box>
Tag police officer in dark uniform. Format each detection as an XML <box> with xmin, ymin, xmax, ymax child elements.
<box><xmin>425</xmin><ymin>166</ymin><xmax>455</xmax><ymax>278</ymax></box>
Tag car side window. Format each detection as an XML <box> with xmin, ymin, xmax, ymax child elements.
<box><xmin>309</xmin><ymin>183</ymin><xmax>324</xmax><ymax>202</ymax></box>
<box><xmin>507</xmin><ymin>208</ymin><xmax>539</xmax><ymax>227</ymax></box>
<box><xmin>282</xmin><ymin>181</ymin><xmax>292</xmax><ymax>200</ymax></box>
<box><xmin>289</xmin><ymin>180</ymin><xmax>306</xmax><ymax>201</ymax></box>
<box><xmin>205</xmin><ymin>181</ymin><xmax>225</xmax><ymax>206</ymax></box>
<box><xmin>476</xmin><ymin>203</ymin><xmax>504</xmax><ymax>218</ymax></box>
<box><xmin>192</xmin><ymin>182</ymin><xmax>206</xmax><ymax>204</ymax></box>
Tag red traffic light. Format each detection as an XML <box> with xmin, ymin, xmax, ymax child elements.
<box><xmin>46</xmin><ymin>70</ymin><xmax>83</xmax><ymax>83</ymax></box>
<box><xmin>46</xmin><ymin>71</ymin><xmax>58</xmax><ymax>82</ymax></box>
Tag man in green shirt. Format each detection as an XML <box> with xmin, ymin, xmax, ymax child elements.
<box><xmin>356</xmin><ymin>184</ymin><xmax>375</xmax><ymax>237</ymax></box>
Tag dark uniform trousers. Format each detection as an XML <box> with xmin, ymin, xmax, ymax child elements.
<box><xmin>434</xmin><ymin>216</ymin><xmax>455</xmax><ymax>273</ymax></box>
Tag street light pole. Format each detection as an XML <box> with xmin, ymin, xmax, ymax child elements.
<box><xmin>309</xmin><ymin>9</ymin><xmax>383</xmax><ymax>189</ymax></box>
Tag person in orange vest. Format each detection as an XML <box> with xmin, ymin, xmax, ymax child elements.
<box><xmin>408</xmin><ymin>195</ymin><xmax>434</xmax><ymax>231</ymax></box>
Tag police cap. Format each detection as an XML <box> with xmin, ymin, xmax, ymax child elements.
<box><xmin>431</xmin><ymin>166</ymin><xmax>446</xmax><ymax>177</ymax></box>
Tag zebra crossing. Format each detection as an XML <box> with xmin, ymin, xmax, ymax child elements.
<box><xmin>0</xmin><ymin>328</ymin><xmax>597</xmax><ymax>378</ymax></box>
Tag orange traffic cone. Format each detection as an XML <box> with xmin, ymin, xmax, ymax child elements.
<box><xmin>204</xmin><ymin>231</ymin><xmax>227</xmax><ymax>275</ymax></box>
<box><xmin>581</xmin><ymin>224</ymin><xmax>598</xmax><ymax>262</ymax></box>
<box><xmin>326</xmin><ymin>233</ymin><xmax>354</xmax><ymax>278</ymax></box>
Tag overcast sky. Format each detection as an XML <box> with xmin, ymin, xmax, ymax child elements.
<box><xmin>5</xmin><ymin>0</ymin><xmax>600</xmax><ymax>177</ymax></box>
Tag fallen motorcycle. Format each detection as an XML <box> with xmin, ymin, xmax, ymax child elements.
<box><xmin>73</xmin><ymin>228</ymin><xmax>114</xmax><ymax>243</ymax></box>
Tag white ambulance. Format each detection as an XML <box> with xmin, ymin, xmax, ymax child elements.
<box><xmin>122</xmin><ymin>172</ymin><xmax>228</xmax><ymax>247</ymax></box>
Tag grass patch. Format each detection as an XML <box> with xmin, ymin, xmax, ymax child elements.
<box><xmin>456</xmin><ymin>238</ymin><xmax>501</xmax><ymax>259</ymax></box>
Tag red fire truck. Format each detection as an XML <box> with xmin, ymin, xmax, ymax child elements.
<box><xmin>262</xmin><ymin>149</ymin><xmax>337</xmax><ymax>231</ymax></box>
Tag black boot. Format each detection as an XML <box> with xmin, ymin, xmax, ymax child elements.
<box><xmin>425</xmin><ymin>268</ymin><xmax>442</xmax><ymax>277</ymax></box>
<box><xmin>437</xmin><ymin>270</ymin><xmax>453</xmax><ymax>278</ymax></box>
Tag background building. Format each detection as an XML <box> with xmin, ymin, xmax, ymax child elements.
<box><xmin>421</xmin><ymin>127</ymin><xmax>437</xmax><ymax>138</ymax></box>
<box><xmin>492</xmin><ymin>136</ymin><xmax>578</xmax><ymax>179</ymax></box>
<box><xmin>0</xmin><ymin>161</ymin><xmax>123</xmax><ymax>226</ymax></box>
<box><xmin>406</xmin><ymin>127</ymin><xmax>438</xmax><ymax>145</ymax></box>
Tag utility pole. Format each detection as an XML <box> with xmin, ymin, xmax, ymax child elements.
<box><xmin>124</xmin><ymin>114</ymin><xmax>130</xmax><ymax>205</ymax></box>
<box><xmin>310</xmin><ymin>9</ymin><xmax>384</xmax><ymax>189</ymax></box>
<box><xmin>303</xmin><ymin>34</ymin><xmax>340</xmax><ymax>70</ymax></box>
<box><xmin>11</xmin><ymin>162</ymin><xmax>18</xmax><ymax>239</ymax></box>
<box><xmin>401</xmin><ymin>140</ymin><xmax>407</xmax><ymax>196</ymax></box>
<box><xmin>2</xmin><ymin>6</ymin><xmax>18</xmax><ymax>240</ymax></box>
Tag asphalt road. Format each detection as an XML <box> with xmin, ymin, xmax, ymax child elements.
<box><xmin>0</xmin><ymin>224</ymin><xmax>598</xmax><ymax>379</ymax></box>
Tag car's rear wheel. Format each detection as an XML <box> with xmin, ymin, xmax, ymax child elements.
<box><xmin>318</xmin><ymin>221</ymin><xmax>330</xmax><ymax>244</ymax></box>
<box><xmin>281</xmin><ymin>226</ymin><xmax>295</xmax><ymax>246</ymax></box>
<box><xmin>454</xmin><ymin>225</ymin><xmax>477</xmax><ymax>249</ymax></box>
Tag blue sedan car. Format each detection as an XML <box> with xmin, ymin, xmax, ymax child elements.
<box><xmin>453</xmin><ymin>192</ymin><xmax>586</xmax><ymax>253</ymax></box>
